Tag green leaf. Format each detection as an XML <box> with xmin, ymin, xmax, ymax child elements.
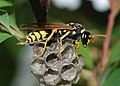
<box><xmin>103</xmin><ymin>68</ymin><xmax>120</xmax><ymax>86</ymax></box>
<box><xmin>99</xmin><ymin>68</ymin><xmax>112</xmax><ymax>86</ymax></box>
<box><xmin>0</xmin><ymin>31</ymin><xmax>12</xmax><ymax>43</ymax></box>
<box><xmin>0</xmin><ymin>9</ymin><xmax>10</xmax><ymax>29</ymax></box>
<box><xmin>107</xmin><ymin>41</ymin><xmax>120</xmax><ymax>67</ymax></box>
<box><xmin>9</xmin><ymin>14</ymin><xmax>18</xmax><ymax>29</ymax></box>
<box><xmin>0</xmin><ymin>1</ymin><xmax>13</xmax><ymax>7</ymax></box>
<box><xmin>99</xmin><ymin>62</ymin><xmax>118</xmax><ymax>86</ymax></box>
<box><xmin>78</xmin><ymin>42</ymin><xmax>94</xmax><ymax>69</ymax></box>
<box><xmin>0</xmin><ymin>10</ymin><xmax>25</xmax><ymax>40</ymax></box>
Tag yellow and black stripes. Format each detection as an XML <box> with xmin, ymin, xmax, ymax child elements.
<box><xmin>26</xmin><ymin>30</ymin><xmax>49</xmax><ymax>44</ymax></box>
<box><xmin>26</xmin><ymin>23</ymin><xmax>92</xmax><ymax>49</ymax></box>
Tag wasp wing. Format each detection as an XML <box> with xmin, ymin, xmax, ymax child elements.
<box><xmin>22</xmin><ymin>23</ymin><xmax>73</xmax><ymax>30</ymax></box>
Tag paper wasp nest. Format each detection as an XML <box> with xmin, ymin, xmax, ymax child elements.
<box><xmin>31</xmin><ymin>40</ymin><xmax>85</xmax><ymax>86</ymax></box>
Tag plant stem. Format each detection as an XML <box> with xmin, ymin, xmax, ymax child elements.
<box><xmin>93</xmin><ymin>71</ymin><xmax>98</xmax><ymax>86</ymax></box>
<box><xmin>99</xmin><ymin>12</ymin><xmax>115</xmax><ymax>72</ymax></box>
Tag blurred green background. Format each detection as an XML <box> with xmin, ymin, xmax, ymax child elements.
<box><xmin>0</xmin><ymin>0</ymin><xmax>120</xmax><ymax>86</ymax></box>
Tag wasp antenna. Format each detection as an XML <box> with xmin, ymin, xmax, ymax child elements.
<box><xmin>92</xmin><ymin>34</ymin><xmax>108</xmax><ymax>38</ymax></box>
<box><xmin>91</xmin><ymin>34</ymin><xmax>108</xmax><ymax>43</ymax></box>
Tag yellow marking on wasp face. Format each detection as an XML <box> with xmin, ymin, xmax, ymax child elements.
<box><xmin>63</xmin><ymin>30</ymin><xmax>66</xmax><ymax>32</ymax></box>
<box><xmin>40</xmin><ymin>31</ymin><xmax>48</xmax><ymax>40</ymax></box>
<box><xmin>34</xmin><ymin>32</ymin><xmax>41</xmax><ymax>40</ymax></box>
<box><xmin>87</xmin><ymin>39</ymin><xmax>90</xmax><ymax>45</ymax></box>
<box><xmin>72</xmin><ymin>31</ymin><xmax>76</xmax><ymax>35</ymax></box>
<box><xmin>82</xmin><ymin>34</ymin><xmax>84</xmax><ymax>38</ymax></box>
<box><xmin>83</xmin><ymin>45</ymin><xmax>87</xmax><ymax>48</ymax></box>
<box><xmin>81</xmin><ymin>29</ymin><xmax>85</xmax><ymax>33</ymax></box>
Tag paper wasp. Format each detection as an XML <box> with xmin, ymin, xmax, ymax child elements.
<box><xmin>19</xmin><ymin>23</ymin><xmax>107</xmax><ymax>58</ymax></box>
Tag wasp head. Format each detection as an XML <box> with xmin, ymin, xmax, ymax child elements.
<box><xmin>81</xmin><ymin>31</ymin><xmax>92</xmax><ymax>48</ymax></box>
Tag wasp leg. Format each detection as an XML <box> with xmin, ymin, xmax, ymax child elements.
<box><xmin>36</xmin><ymin>29</ymin><xmax>58</xmax><ymax>59</ymax></box>
<box><xmin>58</xmin><ymin>31</ymin><xmax>70</xmax><ymax>56</ymax></box>
<box><xmin>75</xmin><ymin>40</ymin><xmax>80</xmax><ymax>59</ymax></box>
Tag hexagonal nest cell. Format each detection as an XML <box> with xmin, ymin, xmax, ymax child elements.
<box><xmin>31</xmin><ymin>39</ymin><xmax>85</xmax><ymax>86</ymax></box>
